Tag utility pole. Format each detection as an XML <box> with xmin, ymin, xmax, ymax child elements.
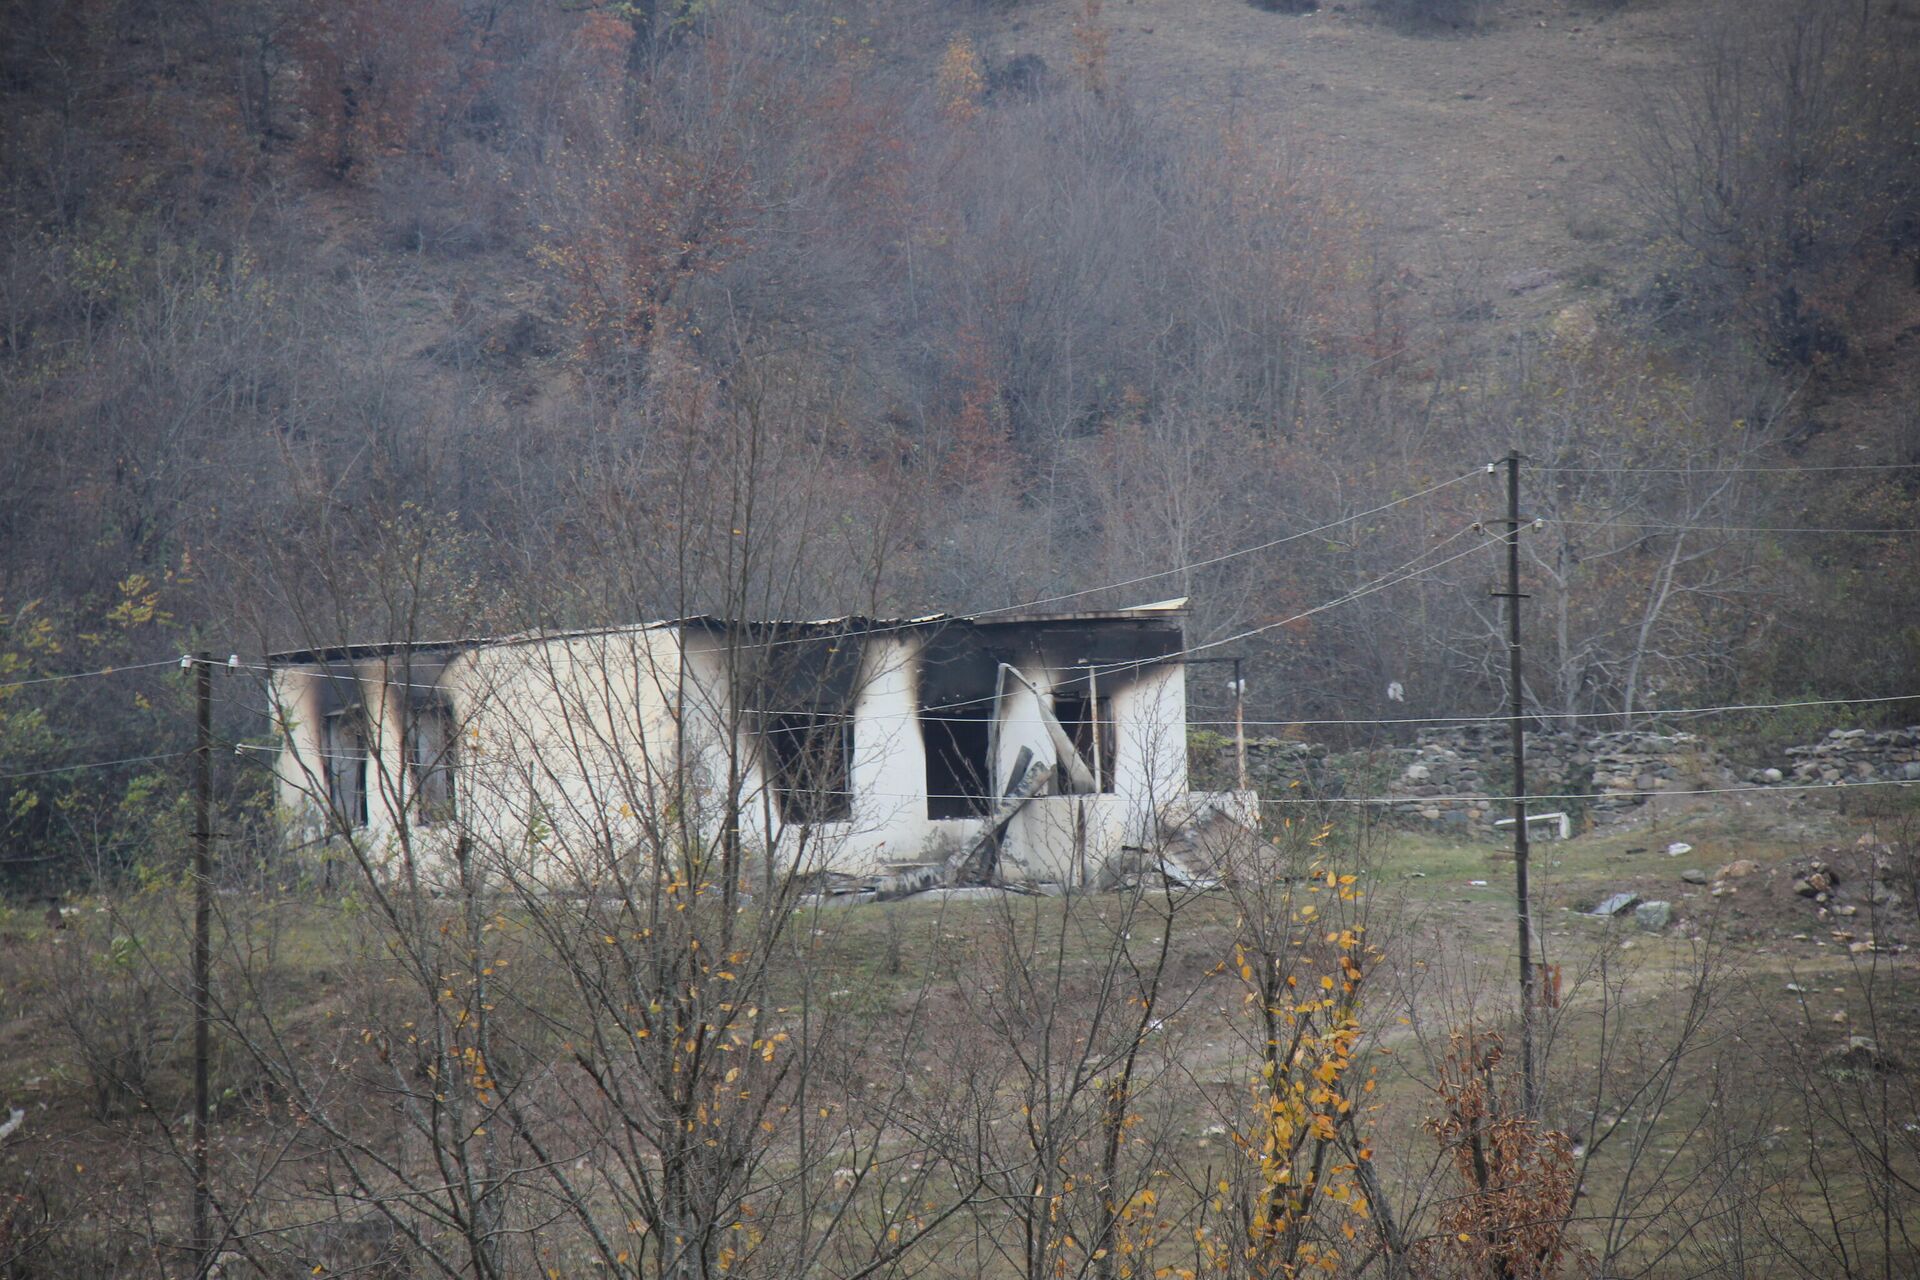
<box><xmin>191</xmin><ymin>652</ymin><xmax>213</xmax><ymax>1276</ymax></box>
<box><xmin>1493</xmin><ymin>452</ymin><xmax>1540</xmax><ymax>1117</ymax></box>
<box><xmin>1179</xmin><ymin>657</ymin><xmax>1249</xmax><ymax>789</ymax></box>
<box><xmin>1232</xmin><ymin>657</ymin><xmax>1248</xmax><ymax>792</ymax></box>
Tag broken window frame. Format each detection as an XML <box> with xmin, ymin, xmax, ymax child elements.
<box><xmin>323</xmin><ymin>705</ymin><xmax>369</xmax><ymax>833</ymax></box>
<box><xmin>409</xmin><ymin>694</ymin><xmax>458</xmax><ymax>826</ymax></box>
<box><xmin>923</xmin><ymin>707</ymin><xmax>995</xmax><ymax>820</ymax></box>
<box><xmin>1051</xmin><ymin>692</ymin><xmax>1116</xmax><ymax>793</ymax></box>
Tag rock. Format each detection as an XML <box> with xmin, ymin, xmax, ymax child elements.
<box><xmin>1504</xmin><ymin>268</ymin><xmax>1557</xmax><ymax>294</ymax></box>
<box><xmin>1590</xmin><ymin>892</ymin><xmax>1641</xmax><ymax>917</ymax></box>
<box><xmin>1793</xmin><ymin>874</ymin><xmax>1831</xmax><ymax>898</ymax></box>
<box><xmin>1634</xmin><ymin>901</ymin><xmax>1673</xmax><ymax>931</ymax></box>
<box><xmin>1834</xmin><ymin>904</ymin><xmax>1858</xmax><ymax>917</ymax></box>
<box><xmin>1824</xmin><ymin>1036</ymin><xmax>1898</xmax><ymax>1074</ymax></box>
<box><xmin>1666</xmin><ymin>841</ymin><xmax>1693</xmax><ymax>857</ymax></box>
<box><xmin>1402</xmin><ymin>764</ymin><xmax>1431</xmax><ymax>783</ymax></box>
<box><xmin>1680</xmin><ymin>868</ymin><xmax>1710</xmax><ymax>885</ymax></box>
<box><xmin>1831</xmin><ymin>1010</ymin><xmax>1849</xmax><ymax>1024</ymax></box>
<box><xmin>1868</xmin><ymin>882</ymin><xmax>1900</xmax><ymax>906</ymax></box>
<box><xmin>1718</xmin><ymin>859</ymin><xmax>1759</xmax><ymax>879</ymax></box>
<box><xmin>1763</xmin><ymin>768</ymin><xmax>1784</xmax><ymax>783</ymax></box>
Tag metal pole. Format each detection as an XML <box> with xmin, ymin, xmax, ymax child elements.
<box><xmin>1499</xmin><ymin>452</ymin><xmax>1539</xmax><ymax>1117</ymax></box>
<box><xmin>191</xmin><ymin>652</ymin><xmax>213</xmax><ymax>1275</ymax></box>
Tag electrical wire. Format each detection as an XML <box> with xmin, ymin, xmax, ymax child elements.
<box><xmin>1550</xmin><ymin>519</ymin><xmax>1920</xmax><ymax>535</ymax></box>
<box><xmin>0</xmin><ymin>751</ymin><xmax>184</xmax><ymax>782</ymax></box>
<box><xmin>760</xmin><ymin>690</ymin><xmax>1920</xmax><ymax>728</ymax></box>
<box><xmin>1263</xmin><ymin>776</ymin><xmax>1918</xmax><ymax>806</ymax></box>
<box><xmin>1537</xmin><ymin>461</ymin><xmax>1920</xmax><ymax>474</ymax></box>
<box><xmin>186</xmin><ymin>654</ymin><xmax>1920</xmax><ymax>736</ymax></box>
<box><xmin>204</xmin><ymin>468</ymin><xmax>1492</xmax><ymax>678</ymax></box>
<box><xmin>0</xmin><ymin>657</ymin><xmax>183</xmax><ymax>691</ymax></box>
<box><xmin>232</xmin><ymin>740</ymin><xmax>1917</xmax><ymax>809</ymax></box>
<box><xmin>954</xmin><ymin>467</ymin><xmax>1486</xmax><ymax>622</ymax></box>
<box><xmin>737</xmin><ymin>524</ymin><xmax>1498</xmax><ymax>718</ymax></box>
<box><xmin>217</xmin><ymin>512</ymin><xmax>1500</xmax><ymax>709</ymax></box>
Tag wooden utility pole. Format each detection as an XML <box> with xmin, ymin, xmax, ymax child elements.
<box><xmin>1232</xmin><ymin>657</ymin><xmax>1247</xmax><ymax>791</ymax></box>
<box><xmin>190</xmin><ymin>652</ymin><xmax>213</xmax><ymax>1275</ymax></box>
<box><xmin>1493</xmin><ymin>453</ymin><xmax>1540</xmax><ymax>1116</ymax></box>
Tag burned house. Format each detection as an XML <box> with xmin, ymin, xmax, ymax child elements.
<box><xmin>267</xmin><ymin>599</ymin><xmax>1234</xmax><ymax>888</ymax></box>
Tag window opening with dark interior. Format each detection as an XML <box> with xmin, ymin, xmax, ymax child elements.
<box><xmin>924</xmin><ymin>708</ymin><xmax>993</xmax><ymax>818</ymax></box>
<box><xmin>323</xmin><ymin>705</ymin><xmax>369</xmax><ymax>832</ymax></box>
<box><xmin>1052</xmin><ymin>693</ymin><xmax>1115</xmax><ymax>792</ymax></box>
<box><xmin>766</xmin><ymin>713</ymin><xmax>854</xmax><ymax>824</ymax></box>
<box><xmin>409</xmin><ymin>694</ymin><xmax>457</xmax><ymax>824</ymax></box>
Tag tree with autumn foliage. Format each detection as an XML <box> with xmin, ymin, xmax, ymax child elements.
<box><xmin>1179</xmin><ymin>815</ymin><xmax>1404</xmax><ymax>1279</ymax></box>
<box><xmin>1417</xmin><ymin>1032</ymin><xmax>1587</xmax><ymax>1280</ymax></box>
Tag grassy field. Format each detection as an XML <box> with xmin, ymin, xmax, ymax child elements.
<box><xmin>5</xmin><ymin>788</ymin><xmax>1911</xmax><ymax>1275</ymax></box>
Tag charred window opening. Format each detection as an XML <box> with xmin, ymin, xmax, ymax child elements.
<box><xmin>925</xmin><ymin>709</ymin><xmax>993</xmax><ymax>818</ymax></box>
<box><xmin>323</xmin><ymin>706</ymin><xmax>368</xmax><ymax>832</ymax></box>
<box><xmin>917</xmin><ymin>626</ymin><xmax>1004</xmax><ymax>820</ymax></box>
<box><xmin>767</xmin><ymin>713</ymin><xmax>854</xmax><ymax>823</ymax></box>
<box><xmin>410</xmin><ymin>695</ymin><xmax>457</xmax><ymax>825</ymax></box>
<box><xmin>1052</xmin><ymin>693</ymin><xmax>1116</xmax><ymax>793</ymax></box>
<box><xmin>728</xmin><ymin>625</ymin><xmax>864</xmax><ymax>826</ymax></box>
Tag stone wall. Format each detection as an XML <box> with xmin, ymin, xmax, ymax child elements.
<box><xmin>1201</xmin><ymin>724</ymin><xmax>1920</xmax><ymax>837</ymax></box>
<box><xmin>1774</xmin><ymin>727</ymin><xmax>1920</xmax><ymax>785</ymax></box>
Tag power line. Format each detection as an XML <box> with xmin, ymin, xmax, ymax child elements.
<box><xmin>962</xmin><ymin>467</ymin><xmax>1486</xmax><ymax>621</ymax></box>
<box><xmin>1264</xmin><ymin>776</ymin><xmax>1918</xmax><ymax>806</ymax></box>
<box><xmin>234</xmin><ymin>742</ymin><xmax>1917</xmax><ymax>809</ymax></box>
<box><xmin>1539</xmin><ymin>461</ymin><xmax>1920</xmax><ymax>475</ymax></box>
<box><xmin>1141</xmin><ymin>525</ymin><xmax>1497</xmax><ymax>669</ymax></box>
<box><xmin>806</xmin><ymin>524</ymin><xmax>1497</xmax><ymax>717</ymax></box>
<box><xmin>233</xmin><ymin>516</ymin><xmax>1502</xmax><ymax>712</ymax></box>
<box><xmin>1552</xmin><ymin>519</ymin><xmax>1920</xmax><ymax>535</ymax></box>
<box><xmin>0</xmin><ymin>657</ymin><xmax>183</xmax><ymax>691</ymax></box>
<box><xmin>1210</xmin><ymin>691</ymin><xmax>1920</xmax><ymax>730</ymax></box>
<box><xmin>222</xmin><ymin>653</ymin><xmax>1920</xmax><ymax>734</ymax></box>
<box><xmin>236</xmin><ymin>688</ymin><xmax>1920</xmax><ymax>753</ymax></box>
<box><xmin>219</xmin><ymin>468</ymin><xmax>1491</xmax><ymax>676</ymax></box>
<box><xmin>0</xmin><ymin>751</ymin><xmax>184</xmax><ymax>781</ymax></box>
